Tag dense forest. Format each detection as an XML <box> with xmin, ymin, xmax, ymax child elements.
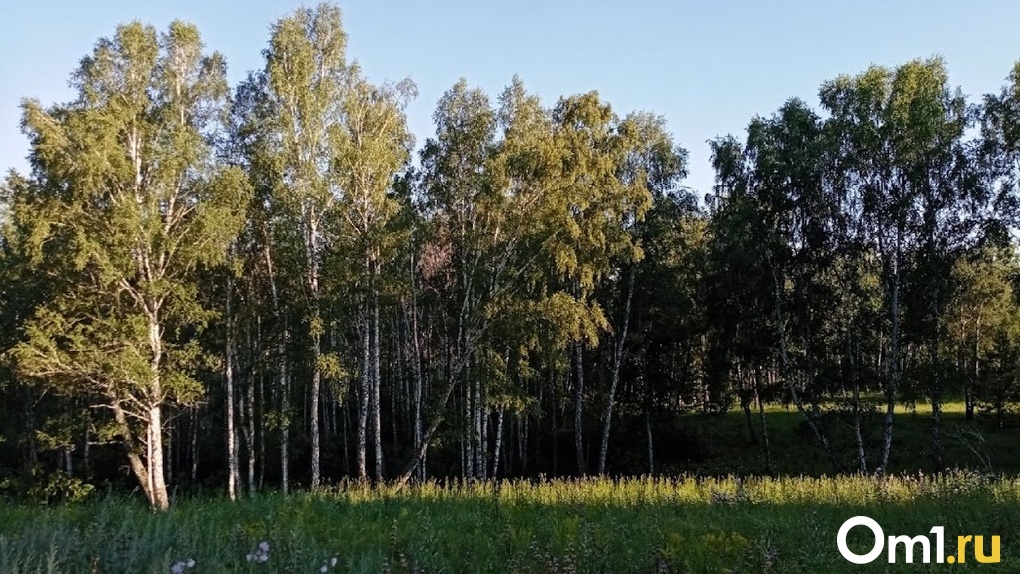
<box><xmin>2</xmin><ymin>3</ymin><xmax>1020</xmax><ymax>511</ymax></box>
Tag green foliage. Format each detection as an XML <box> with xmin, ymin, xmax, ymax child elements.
<box><xmin>318</xmin><ymin>353</ymin><xmax>346</xmax><ymax>387</ymax></box>
<box><xmin>0</xmin><ymin>466</ymin><xmax>94</xmax><ymax>505</ymax></box>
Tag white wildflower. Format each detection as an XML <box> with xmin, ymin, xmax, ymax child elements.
<box><xmin>247</xmin><ymin>540</ymin><xmax>271</xmax><ymax>564</ymax></box>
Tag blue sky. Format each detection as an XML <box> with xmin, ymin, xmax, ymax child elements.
<box><xmin>3</xmin><ymin>0</ymin><xmax>1020</xmax><ymax>197</ymax></box>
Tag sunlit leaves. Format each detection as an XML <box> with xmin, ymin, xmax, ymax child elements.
<box><xmin>10</xmin><ymin>20</ymin><xmax>250</xmax><ymax>444</ymax></box>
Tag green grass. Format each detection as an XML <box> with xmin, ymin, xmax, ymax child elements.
<box><xmin>3</xmin><ymin>402</ymin><xmax>1019</xmax><ymax>573</ymax></box>
<box><xmin>661</xmin><ymin>401</ymin><xmax>1020</xmax><ymax>476</ymax></box>
<box><xmin>2</xmin><ymin>473</ymin><xmax>1020</xmax><ymax>573</ymax></box>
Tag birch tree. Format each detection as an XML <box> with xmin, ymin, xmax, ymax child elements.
<box><xmin>332</xmin><ymin>73</ymin><xmax>416</xmax><ymax>481</ymax></box>
<box><xmin>10</xmin><ymin>21</ymin><xmax>249</xmax><ymax>509</ymax></box>
<box><xmin>259</xmin><ymin>3</ymin><xmax>349</xmax><ymax>489</ymax></box>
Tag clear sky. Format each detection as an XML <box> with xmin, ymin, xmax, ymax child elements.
<box><xmin>3</xmin><ymin>0</ymin><xmax>1020</xmax><ymax>197</ymax></box>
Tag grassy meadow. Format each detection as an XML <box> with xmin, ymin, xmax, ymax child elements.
<box><xmin>2</xmin><ymin>403</ymin><xmax>1020</xmax><ymax>573</ymax></box>
<box><xmin>663</xmin><ymin>401</ymin><xmax>1020</xmax><ymax>477</ymax></box>
<box><xmin>1</xmin><ymin>473</ymin><xmax>1019</xmax><ymax>573</ymax></box>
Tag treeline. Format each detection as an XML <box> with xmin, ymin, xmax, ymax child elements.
<box><xmin>2</xmin><ymin>4</ymin><xmax>1020</xmax><ymax>509</ymax></box>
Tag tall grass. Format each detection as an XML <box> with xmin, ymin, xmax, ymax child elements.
<box><xmin>1</xmin><ymin>472</ymin><xmax>1019</xmax><ymax>573</ymax></box>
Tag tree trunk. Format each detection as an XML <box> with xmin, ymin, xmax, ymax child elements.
<box><xmin>310</xmin><ymin>332</ymin><xmax>321</xmax><ymax>489</ymax></box>
<box><xmin>474</xmin><ymin>375</ymin><xmax>484</xmax><ymax>480</ymax></box>
<box><xmin>850</xmin><ymin>339</ymin><xmax>867</xmax><ymax>473</ymax></box>
<box><xmin>878</xmin><ymin>237</ymin><xmax>902</xmax><ymax>475</ymax></box>
<box><xmin>264</xmin><ymin>243</ymin><xmax>289</xmax><ymax>494</ymax></box>
<box><xmin>144</xmin><ymin>311</ymin><xmax>170</xmax><ymax>510</ymax></box>
<box><xmin>190</xmin><ymin>408</ymin><xmax>198</xmax><ymax>483</ymax></box>
<box><xmin>281</xmin><ymin>344</ymin><xmax>291</xmax><ymax>495</ymax></box>
<box><xmin>112</xmin><ymin>400</ymin><xmax>166</xmax><ymax>510</ymax></box>
<box><xmin>83</xmin><ymin>426</ymin><xmax>90</xmax><ymax>475</ymax></box>
<box><xmin>573</xmin><ymin>341</ymin><xmax>587</xmax><ymax>476</ymax></box>
<box><xmin>598</xmin><ymin>267</ymin><xmax>634</xmax><ymax>475</ymax></box>
<box><xmin>405</xmin><ymin>247</ymin><xmax>426</xmax><ymax>481</ymax></box>
<box><xmin>551</xmin><ymin>370</ymin><xmax>558</xmax><ymax>477</ymax></box>
<box><xmin>258</xmin><ymin>317</ymin><xmax>266</xmax><ymax>490</ymax></box>
<box><xmin>372</xmin><ymin>287</ymin><xmax>384</xmax><ymax>481</ymax></box>
<box><xmin>492</xmin><ymin>407</ymin><xmax>505</xmax><ymax>478</ymax></box>
<box><xmin>163</xmin><ymin>421</ymin><xmax>170</xmax><ymax>488</ymax></box>
<box><xmin>244</xmin><ymin>369</ymin><xmax>256</xmax><ymax>495</ymax></box>
<box><xmin>930</xmin><ymin>303</ymin><xmax>944</xmax><ymax>474</ymax></box>
<box><xmin>148</xmin><ymin>404</ymin><xmax>169</xmax><ymax>510</ymax></box>
<box><xmin>226</xmin><ymin>274</ymin><xmax>239</xmax><ymax>501</ymax></box>
<box><xmin>464</xmin><ymin>366</ymin><xmax>474</xmax><ymax>480</ymax></box>
<box><xmin>968</xmin><ymin>323</ymin><xmax>980</xmax><ymax>421</ymax></box>
<box><xmin>742</xmin><ymin>392</ymin><xmax>758</xmax><ymax>446</ymax></box>
<box><xmin>357</xmin><ymin>304</ymin><xmax>370</xmax><ymax>481</ymax></box>
<box><xmin>645</xmin><ymin>413</ymin><xmax>654</xmax><ymax>476</ymax></box>
<box><xmin>480</xmin><ymin>386</ymin><xmax>488</xmax><ymax>480</ymax></box>
<box><xmin>517</xmin><ymin>412</ymin><xmax>527</xmax><ymax>475</ymax></box>
<box><xmin>756</xmin><ymin>369</ymin><xmax>772</xmax><ymax>475</ymax></box>
<box><xmin>308</xmin><ymin>217</ymin><xmax>322</xmax><ymax>490</ymax></box>
<box><xmin>409</xmin><ymin>298</ymin><xmax>424</xmax><ymax>481</ymax></box>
